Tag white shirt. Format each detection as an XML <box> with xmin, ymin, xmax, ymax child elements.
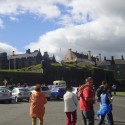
<box><xmin>63</xmin><ymin>91</ymin><xmax>78</xmax><ymax>112</ymax></box>
<box><xmin>112</xmin><ymin>84</ymin><xmax>116</xmax><ymax>89</ymax></box>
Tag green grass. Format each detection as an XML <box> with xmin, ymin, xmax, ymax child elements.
<box><xmin>116</xmin><ymin>92</ymin><xmax>125</xmax><ymax>95</ymax></box>
<box><xmin>50</xmin><ymin>63</ymin><xmax>62</xmax><ymax>67</ymax></box>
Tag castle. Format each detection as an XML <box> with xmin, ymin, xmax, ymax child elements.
<box><xmin>0</xmin><ymin>48</ymin><xmax>125</xmax><ymax>79</ymax></box>
<box><xmin>0</xmin><ymin>49</ymin><xmax>56</xmax><ymax>70</ymax></box>
<box><xmin>63</xmin><ymin>49</ymin><xmax>125</xmax><ymax>79</ymax></box>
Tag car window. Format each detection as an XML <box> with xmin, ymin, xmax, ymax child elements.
<box><xmin>12</xmin><ymin>89</ymin><xmax>17</xmax><ymax>93</ymax></box>
<box><xmin>41</xmin><ymin>87</ymin><xmax>49</xmax><ymax>91</ymax></box>
<box><xmin>59</xmin><ymin>88</ymin><xmax>66</xmax><ymax>92</ymax></box>
<box><xmin>29</xmin><ymin>87</ymin><xmax>35</xmax><ymax>91</ymax></box>
<box><xmin>72</xmin><ymin>88</ymin><xmax>75</xmax><ymax>91</ymax></box>
<box><xmin>0</xmin><ymin>88</ymin><xmax>8</xmax><ymax>93</ymax></box>
<box><xmin>51</xmin><ymin>87</ymin><xmax>58</xmax><ymax>92</ymax></box>
<box><xmin>0</xmin><ymin>88</ymin><xmax>5</xmax><ymax>92</ymax></box>
<box><xmin>19</xmin><ymin>88</ymin><xmax>29</xmax><ymax>92</ymax></box>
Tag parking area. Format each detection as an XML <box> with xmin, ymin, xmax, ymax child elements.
<box><xmin>0</xmin><ymin>95</ymin><xmax>125</xmax><ymax>125</ymax></box>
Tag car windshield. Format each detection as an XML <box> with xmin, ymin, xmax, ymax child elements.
<box><xmin>59</xmin><ymin>88</ymin><xmax>66</xmax><ymax>92</ymax></box>
<box><xmin>28</xmin><ymin>86</ymin><xmax>35</xmax><ymax>91</ymax></box>
<box><xmin>0</xmin><ymin>88</ymin><xmax>8</xmax><ymax>93</ymax></box>
<box><xmin>19</xmin><ymin>88</ymin><xmax>29</xmax><ymax>92</ymax></box>
<box><xmin>51</xmin><ymin>87</ymin><xmax>65</xmax><ymax>92</ymax></box>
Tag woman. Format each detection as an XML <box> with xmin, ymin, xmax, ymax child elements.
<box><xmin>63</xmin><ymin>84</ymin><xmax>78</xmax><ymax>125</ymax></box>
<box><xmin>29</xmin><ymin>84</ymin><xmax>47</xmax><ymax>125</ymax></box>
<box><xmin>97</xmin><ymin>85</ymin><xmax>114</xmax><ymax>125</ymax></box>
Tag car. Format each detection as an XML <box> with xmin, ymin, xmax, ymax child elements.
<box><xmin>48</xmin><ymin>85</ymin><xmax>63</xmax><ymax>90</ymax></box>
<box><xmin>72</xmin><ymin>87</ymin><xmax>79</xmax><ymax>95</ymax></box>
<box><xmin>0</xmin><ymin>87</ymin><xmax>12</xmax><ymax>103</ymax></box>
<box><xmin>12</xmin><ymin>87</ymin><xmax>31</xmax><ymax>102</ymax></box>
<box><xmin>0</xmin><ymin>86</ymin><xmax>11</xmax><ymax>91</ymax></box>
<box><xmin>29</xmin><ymin>86</ymin><xmax>51</xmax><ymax>100</ymax></box>
<box><xmin>41</xmin><ymin>86</ymin><xmax>51</xmax><ymax>100</ymax></box>
<box><xmin>50</xmin><ymin>86</ymin><xmax>66</xmax><ymax>100</ymax></box>
<box><xmin>53</xmin><ymin>80</ymin><xmax>66</xmax><ymax>86</ymax></box>
<box><xmin>72</xmin><ymin>87</ymin><xmax>79</xmax><ymax>99</ymax></box>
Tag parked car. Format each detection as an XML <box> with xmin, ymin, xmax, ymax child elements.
<box><xmin>12</xmin><ymin>87</ymin><xmax>31</xmax><ymax>102</ymax></box>
<box><xmin>29</xmin><ymin>86</ymin><xmax>51</xmax><ymax>100</ymax></box>
<box><xmin>72</xmin><ymin>87</ymin><xmax>79</xmax><ymax>95</ymax></box>
<box><xmin>53</xmin><ymin>80</ymin><xmax>66</xmax><ymax>86</ymax></box>
<box><xmin>50</xmin><ymin>86</ymin><xmax>66</xmax><ymax>100</ymax></box>
<box><xmin>48</xmin><ymin>85</ymin><xmax>63</xmax><ymax>90</ymax></box>
<box><xmin>0</xmin><ymin>87</ymin><xmax>12</xmax><ymax>103</ymax></box>
<box><xmin>0</xmin><ymin>86</ymin><xmax>11</xmax><ymax>91</ymax></box>
<box><xmin>72</xmin><ymin>87</ymin><xmax>79</xmax><ymax>99</ymax></box>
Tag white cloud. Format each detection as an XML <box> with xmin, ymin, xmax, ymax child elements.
<box><xmin>25</xmin><ymin>14</ymin><xmax>125</xmax><ymax>61</ymax></box>
<box><xmin>0</xmin><ymin>0</ymin><xmax>61</xmax><ymax>19</ymax></box>
<box><xmin>0</xmin><ymin>18</ymin><xmax>4</xmax><ymax>28</ymax></box>
<box><xmin>0</xmin><ymin>42</ymin><xmax>21</xmax><ymax>55</ymax></box>
<box><xmin>0</xmin><ymin>0</ymin><xmax>125</xmax><ymax>61</ymax></box>
<box><xmin>25</xmin><ymin>0</ymin><xmax>125</xmax><ymax>61</ymax></box>
<box><xmin>9</xmin><ymin>16</ymin><xmax>18</xmax><ymax>22</ymax></box>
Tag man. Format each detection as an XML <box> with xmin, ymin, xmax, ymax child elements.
<box><xmin>112</xmin><ymin>84</ymin><xmax>117</xmax><ymax>95</ymax></box>
<box><xmin>79</xmin><ymin>77</ymin><xmax>95</xmax><ymax>125</ymax></box>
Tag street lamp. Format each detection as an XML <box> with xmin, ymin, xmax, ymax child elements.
<box><xmin>9</xmin><ymin>57</ymin><xmax>10</xmax><ymax>70</ymax></box>
<box><xmin>12</xmin><ymin>51</ymin><xmax>16</xmax><ymax>70</ymax></box>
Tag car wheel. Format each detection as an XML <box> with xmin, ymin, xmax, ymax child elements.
<box><xmin>56</xmin><ymin>96</ymin><xmax>60</xmax><ymax>100</ymax></box>
<box><xmin>47</xmin><ymin>97</ymin><xmax>51</xmax><ymax>101</ymax></box>
<box><xmin>20</xmin><ymin>99</ymin><xmax>22</xmax><ymax>102</ymax></box>
<box><xmin>8</xmin><ymin>100</ymin><xmax>12</xmax><ymax>103</ymax></box>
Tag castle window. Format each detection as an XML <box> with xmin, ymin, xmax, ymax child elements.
<box><xmin>116</xmin><ymin>65</ymin><xmax>120</xmax><ymax>68</ymax></box>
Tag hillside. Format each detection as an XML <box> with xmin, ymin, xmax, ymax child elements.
<box><xmin>16</xmin><ymin>64</ymin><xmax>43</xmax><ymax>73</ymax></box>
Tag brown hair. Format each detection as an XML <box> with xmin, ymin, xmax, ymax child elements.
<box><xmin>102</xmin><ymin>81</ymin><xmax>107</xmax><ymax>85</ymax></box>
<box><xmin>85</xmin><ymin>77</ymin><xmax>93</xmax><ymax>82</ymax></box>
<box><xmin>35</xmin><ymin>84</ymin><xmax>41</xmax><ymax>92</ymax></box>
<box><xmin>103</xmin><ymin>84</ymin><xmax>110</xmax><ymax>93</ymax></box>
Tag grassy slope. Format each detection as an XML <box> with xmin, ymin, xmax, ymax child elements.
<box><xmin>0</xmin><ymin>64</ymin><xmax>43</xmax><ymax>73</ymax></box>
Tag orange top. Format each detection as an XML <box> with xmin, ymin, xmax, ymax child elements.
<box><xmin>29</xmin><ymin>91</ymin><xmax>47</xmax><ymax>118</ymax></box>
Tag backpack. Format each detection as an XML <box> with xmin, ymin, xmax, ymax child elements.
<box><xmin>77</xmin><ymin>84</ymin><xmax>90</xmax><ymax>98</ymax></box>
<box><xmin>96</xmin><ymin>86</ymin><xmax>103</xmax><ymax>102</ymax></box>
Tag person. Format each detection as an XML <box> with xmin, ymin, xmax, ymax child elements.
<box><xmin>29</xmin><ymin>84</ymin><xmax>47</xmax><ymax>125</ymax></box>
<box><xmin>97</xmin><ymin>85</ymin><xmax>114</xmax><ymax>125</ymax></box>
<box><xmin>112</xmin><ymin>84</ymin><xmax>117</xmax><ymax>95</ymax></box>
<box><xmin>96</xmin><ymin>81</ymin><xmax>108</xmax><ymax>103</ymax></box>
<box><xmin>96</xmin><ymin>81</ymin><xmax>112</xmax><ymax>123</ymax></box>
<box><xmin>63</xmin><ymin>83</ymin><xmax>78</xmax><ymax>125</ymax></box>
<box><xmin>106</xmin><ymin>86</ymin><xmax>113</xmax><ymax>124</ymax></box>
<box><xmin>79</xmin><ymin>77</ymin><xmax>95</xmax><ymax>125</ymax></box>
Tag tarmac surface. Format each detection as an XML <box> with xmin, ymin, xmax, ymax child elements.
<box><xmin>0</xmin><ymin>95</ymin><xmax>125</xmax><ymax>125</ymax></box>
<box><xmin>44</xmin><ymin>95</ymin><xmax>125</xmax><ymax>125</ymax></box>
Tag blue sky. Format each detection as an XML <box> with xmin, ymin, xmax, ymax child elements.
<box><xmin>0</xmin><ymin>13</ymin><xmax>60</xmax><ymax>52</ymax></box>
<box><xmin>0</xmin><ymin>0</ymin><xmax>125</xmax><ymax>61</ymax></box>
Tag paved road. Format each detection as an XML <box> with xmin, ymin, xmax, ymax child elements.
<box><xmin>0</xmin><ymin>95</ymin><xmax>125</xmax><ymax>125</ymax></box>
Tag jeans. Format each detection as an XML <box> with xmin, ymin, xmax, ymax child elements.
<box><xmin>32</xmin><ymin>117</ymin><xmax>43</xmax><ymax>125</ymax></box>
<box><xmin>98</xmin><ymin>111</ymin><xmax>114</xmax><ymax>125</ymax></box>
<box><xmin>65</xmin><ymin>110</ymin><xmax>77</xmax><ymax>125</ymax></box>
<box><xmin>82</xmin><ymin>110</ymin><xmax>94</xmax><ymax>125</ymax></box>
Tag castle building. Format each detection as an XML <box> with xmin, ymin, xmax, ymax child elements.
<box><xmin>63</xmin><ymin>49</ymin><xmax>125</xmax><ymax>79</ymax></box>
<box><xmin>63</xmin><ymin>49</ymin><xmax>96</xmax><ymax>65</ymax></box>
<box><xmin>0</xmin><ymin>49</ymin><xmax>56</xmax><ymax>70</ymax></box>
<box><xmin>97</xmin><ymin>55</ymin><xmax>125</xmax><ymax>79</ymax></box>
